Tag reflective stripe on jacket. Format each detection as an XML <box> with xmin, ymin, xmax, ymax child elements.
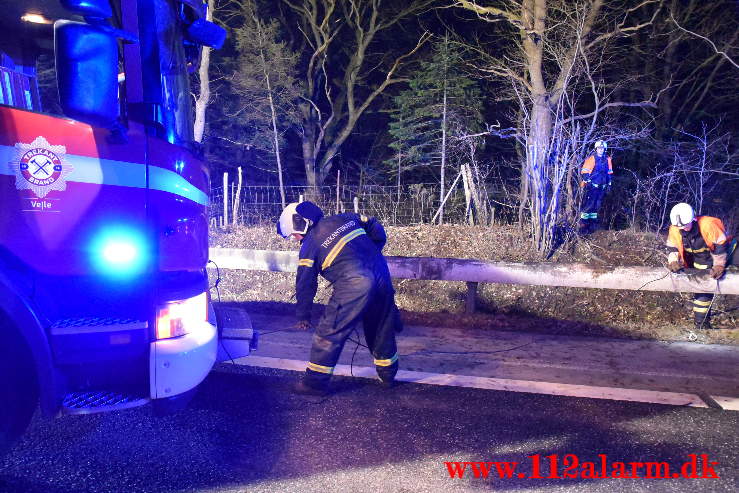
<box><xmin>581</xmin><ymin>155</ymin><xmax>613</xmax><ymax>185</ymax></box>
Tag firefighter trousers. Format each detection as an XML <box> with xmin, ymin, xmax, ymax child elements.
<box><xmin>693</xmin><ymin>239</ymin><xmax>738</xmax><ymax>328</ymax></box>
<box><xmin>304</xmin><ymin>262</ymin><xmax>399</xmax><ymax>389</ymax></box>
<box><xmin>581</xmin><ymin>184</ymin><xmax>607</xmax><ymax>223</ymax></box>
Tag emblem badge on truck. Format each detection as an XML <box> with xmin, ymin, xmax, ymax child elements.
<box><xmin>13</xmin><ymin>136</ymin><xmax>73</xmax><ymax>199</ymax></box>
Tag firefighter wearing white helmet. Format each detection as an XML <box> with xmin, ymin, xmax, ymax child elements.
<box><xmin>665</xmin><ymin>202</ymin><xmax>737</xmax><ymax>330</ymax></box>
<box><xmin>277</xmin><ymin>201</ymin><xmax>322</xmax><ymax>239</ymax></box>
<box><xmin>579</xmin><ymin>140</ymin><xmax>613</xmax><ymax>234</ymax></box>
<box><xmin>276</xmin><ymin>201</ymin><xmax>402</xmax><ymax>395</ymax></box>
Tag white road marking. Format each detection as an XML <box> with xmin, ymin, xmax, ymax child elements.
<box><xmin>711</xmin><ymin>396</ymin><xmax>739</xmax><ymax>411</ymax></box>
<box><xmin>237</xmin><ymin>356</ymin><xmax>723</xmax><ymax>409</ymax></box>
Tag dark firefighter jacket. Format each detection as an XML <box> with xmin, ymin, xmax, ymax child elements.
<box><xmin>581</xmin><ymin>154</ymin><xmax>613</xmax><ymax>185</ymax></box>
<box><xmin>295</xmin><ymin>213</ymin><xmax>387</xmax><ymax>321</ymax></box>
<box><xmin>666</xmin><ymin>216</ymin><xmax>731</xmax><ymax>268</ymax></box>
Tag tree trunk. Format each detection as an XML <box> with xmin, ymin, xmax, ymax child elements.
<box><xmin>522</xmin><ymin>0</ymin><xmax>551</xmax><ymax>250</ymax></box>
<box><xmin>439</xmin><ymin>67</ymin><xmax>448</xmax><ymax>225</ymax></box>
<box><xmin>439</xmin><ymin>34</ymin><xmax>449</xmax><ymax>225</ymax></box>
<box><xmin>256</xmin><ymin>22</ymin><xmax>287</xmax><ymax>208</ymax></box>
<box><xmin>193</xmin><ymin>0</ymin><xmax>215</xmax><ymax>143</ymax></box>
<box><xmin>300</xmin><ymin>114</ymin><xmax>318</xmax><ymax>189</ymax></box>
<box><xmin>317</xmin><ymin>113</ymin><xmax>360</xmax><ymax>185</ymax></box>
<box><xmin>267</xmin><ymin>88</ymin><xmax>286</xmax><ymax>208</ymax></box>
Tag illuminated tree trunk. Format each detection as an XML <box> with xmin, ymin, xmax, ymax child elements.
<box><xmin>193</xmin><ymin>0</ymin><xmax>215</xmax><ymax>143</ymax></box>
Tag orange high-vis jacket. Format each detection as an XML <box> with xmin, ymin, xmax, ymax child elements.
<box><xmin>666</xmin><ymin>216</ymin><xmax>728</xmax><ymax>265</ymax></box>
<box><xmin>581</xmin><ymin>155</ymin><xmax>613</xmax><ymax>176</ymax></box>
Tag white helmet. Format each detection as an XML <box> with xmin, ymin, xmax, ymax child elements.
<box><xmin>670</xmin><ymin>203</ymin><xmax>695</xmax><ymax>227</ymax></box>
<box><xmin>594</xmin><ymin>140</ymin><xmax>607</xmax><ymax>150</ymax></box>
<box><xmin>277</xmin><ymin>203</ymin><xmax>309</xmax><ymax>238</ymax></box>
<box><xmin>276</xmin><ymin>201</ymin><xmax>324</xmax><ymax>238</ymax></box>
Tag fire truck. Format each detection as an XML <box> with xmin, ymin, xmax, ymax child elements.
<box><xmin>0</xmin><ymin>0</ymin><xmax>253</xmax><ymax>453</ymax></box>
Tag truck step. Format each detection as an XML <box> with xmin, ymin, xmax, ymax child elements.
<box><xmin>62</xmin><ymin>391</ymin><xmax>149</xmax><ymax>415</ymax></box>
<box><xmin>51</xmin><ymin>317</ymin><xmax>147</xmax><ymax>335</ymax></box>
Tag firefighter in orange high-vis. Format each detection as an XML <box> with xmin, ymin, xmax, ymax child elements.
<box><xmin>579</xmin><ymin>140</ymin><xmax>613</xmax><ymax>234</ymax></box>
<box><xmin>666</xmin><ymin>203</ymin><xmax>737</xmax><ymax>330</ymax></box>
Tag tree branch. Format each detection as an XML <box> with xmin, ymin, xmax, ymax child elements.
<box><xmin>560</xmin><ymin>101</ymin><xmax>657</xmax><ymax>124</ymax></box>
<box><xmin>585</xmin><ymin>0</ymin><xmax>662</xmax><ymax>50</ymax></box>
<box><xmin>670</xmin><ymin>12</ymin><xmax>739</xmax><ymax>69</ymax></box>
<box><xmin>450</xmin><ymin>0</ymin><xmax>522</xmax><ymax>28</ymax></box>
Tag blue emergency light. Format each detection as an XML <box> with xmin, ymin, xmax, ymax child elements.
<box><xmin>91</xmin><ymin>227</ymin><xmax>149</xmax><ymax>277</ymax></box>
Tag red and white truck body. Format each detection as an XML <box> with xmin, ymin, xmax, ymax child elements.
<box><xmin>0</xmin><ymin>0</ymin><xmax>251</xmax><ymax>452</ymax></box>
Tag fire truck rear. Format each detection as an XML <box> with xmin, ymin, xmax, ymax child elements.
<box><xmin>0</xmin><ymin>0</ymin><xmax>252</xmax><ymax>454</ymax></box>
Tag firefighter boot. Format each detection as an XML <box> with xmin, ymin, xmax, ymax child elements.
<box><xmin>294</xmin><ymin>369</ymin><xmax>330</xmax><ymax>396</ymax></box>
<box><xmin>376</xmin><ymin>361</ymin><xmax>399</xmax><ymax>388</ymax></box>
<box><xmin>694</xmin><ymin>311</ymin><xmax>714</xmax><ymax>331</ymax></box>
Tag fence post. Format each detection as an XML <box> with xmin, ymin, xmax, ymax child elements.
<box><xmin>465</xmin><ymin>282</ymin><xmax>478</xmax><ymax>314</ymax></box>
<box><xmin>336</xmin><ymin>169</ymin><xmax>340</xmax><ymax>214</ymax></box>
<box><xmin>461</xmin><ymin>163</ymin><xmax>472</xmax><ymax>225</ymax></box>
<box><xmin>232</xmin><ymin>166</ymin><xmax>243</xmax><ymax>226</ymax></box>
<box><xmin>223</xmin><ymin>172</ymin><xmax>229</xmax><ymax>228</ymax></box>
<box><xmin>431</xmin><ymin>169</ymin><xmax>463</xmax><ymax>224</ymax></box>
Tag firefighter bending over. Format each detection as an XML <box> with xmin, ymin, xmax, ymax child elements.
<box><xmin>579</xmin><ymin>140</ymin><xmax>613</xmax><ymax>234</ymax></box>
<box><xmin>666</xmin><ymin>203</ymin><xmax>737</xmax><ymax>330</ymax></box>
<box><xmin>277</xmin><ymin>201</ymin><xmax>401</xmax><ymax>395</ymax></box>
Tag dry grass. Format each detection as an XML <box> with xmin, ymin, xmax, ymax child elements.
<box><xmin>210</xmin><ymin>224</ymin><xmax>738</xmax><ymax>344</ymax></box>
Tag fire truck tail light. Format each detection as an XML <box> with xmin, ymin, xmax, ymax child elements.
<box><xmin>156</xmin><ymin>293</ymin><xmax>208</xmax><ymax>340</ymax></box>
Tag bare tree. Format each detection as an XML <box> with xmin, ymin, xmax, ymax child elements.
<box><xmin>453</xmin><ymin>0</ymin><xmax>661</xmax><ymax>254</ymax></box>
<box><xmin>283</xmin><ymin>0</ymin><xmax>434</xmax><ymax>187</ymax></box>
<box><xmin>625</xmin><ymin>0</ymin><xmax>739</xmax><ymax>145</ymax></box>
<box><xmin>231</xmin><ymin>0</ymin><xmax>302</xmax><ymax>208</ymax></box>
<box><xmin>624</xmin><ymin>124</ymin><xmax>736</xmax><ymax>232</ymax></box>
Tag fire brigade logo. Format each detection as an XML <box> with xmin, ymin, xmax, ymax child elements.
<box><xmin>12</xmin><ymin>136</ymin><xmax>73</xmax><ymax>198</ymax></box>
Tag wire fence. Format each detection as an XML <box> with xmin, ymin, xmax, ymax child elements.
<box><xmin>209</xmin><ymin>183</ymin><xmax>512</xmax><ymax>227</ymax></box>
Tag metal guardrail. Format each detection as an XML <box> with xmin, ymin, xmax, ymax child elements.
<box><xmin>209</xmin><ymin>247</ymin><xmax>739</xmax><ymax>312</ymax></box>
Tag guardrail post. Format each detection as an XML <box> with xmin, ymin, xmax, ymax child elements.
<box><xmin>465</xmin><ymin>281</ymin><xmax>478</xmax><ymax>314</ymax></box>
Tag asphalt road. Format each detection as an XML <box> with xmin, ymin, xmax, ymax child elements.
<box><xmin>1</xmin><ymin>364</ymin><xmax>737</xmax><ymax>493</ymax></box>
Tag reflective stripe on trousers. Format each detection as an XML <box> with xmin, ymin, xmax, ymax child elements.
<box><xmin>692</xmin><ymin>264</ymin><xmax>713</xmax><ymax>324</ymax></box>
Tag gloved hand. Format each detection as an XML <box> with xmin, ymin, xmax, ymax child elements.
<box><xmin>294</xmin><ymin>320</ymin><xmax>312</xmax><ymax>331</ymax></box>
<box><xmin>667</xmin><ymin>261</ymin><xmax>683</xmax><ymax>273</ymax></box>
<box><xmin>710</xmin><ymin>264</ymin><xmax>726</xmax><ymax>280</ymax></box>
